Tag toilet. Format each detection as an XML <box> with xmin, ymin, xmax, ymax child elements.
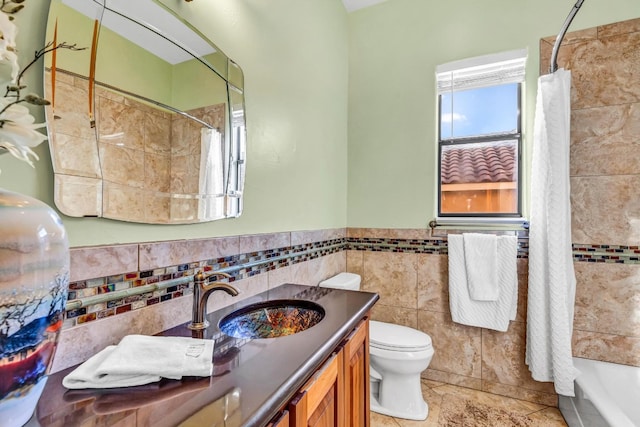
<box><xmin>318</xmin><ymin>272</ymin><xmax>434</xmax><ymax>421</ymax></box>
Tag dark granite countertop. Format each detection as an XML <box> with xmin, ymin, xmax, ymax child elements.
<box><xmin>36</xmin><ymin>284</ymin><xmax>379</xmax><ymax>427</ymax></box>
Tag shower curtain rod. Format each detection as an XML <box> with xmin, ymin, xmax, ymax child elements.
<box><xmin>550</xmin><ymin>0</ymin><xmax>586</xmax><ymax>73</ymax></box>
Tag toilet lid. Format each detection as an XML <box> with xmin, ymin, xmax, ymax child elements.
<box><xmin>369</xmin><ymin>320</ymin><xmax>432</xmax><ymax>352</ymax></box>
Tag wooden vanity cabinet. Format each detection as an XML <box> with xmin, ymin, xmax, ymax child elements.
<box><xmin>287</xmin><ymin>315</ymin><xmax>370</xmax><ymax>427</ymax></box>
<box><xmin>289</xmin><ymin>350</ymin><xmax>344</xmax><ymax>426</ymax></box>
<box><xmin>267</xmin><ymin>410</ymin><xmax>290</xmax><ymax>426</ymax></box>
<box><xmin>341</xmin><ymin>318</ymin><xmax>370</xmax><ymax>427</ymax></box>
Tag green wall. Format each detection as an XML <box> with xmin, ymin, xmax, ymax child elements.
<box><xmin>4</xmin><ymin>0</ymin><xmax>638</xmax><ymax>247</ymax></box>
<box><xmin>347</xmin><ymin>0</ymin><xmax>640</xmax><ymax>228</ymax></box>
<box><xmin>45</xmin><ymin>1</ymin><xmax>174</xmax><ymax>104</ymax></box>
<box><xmin>171</xmin><ymin>57</ymin><xmax>228</xmax><ymax>111</ymax></box>
<box><xmin>0</xmin><ymin>0</ymin><xmax>349</xmax><ymax>247</ymax></box>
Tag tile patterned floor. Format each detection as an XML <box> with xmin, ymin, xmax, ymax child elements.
<box><xmin>370</xmin><ymin>379</ymin><xmax>568</xmax><ymax>426</ymax></box>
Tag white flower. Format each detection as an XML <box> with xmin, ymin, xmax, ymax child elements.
<box><xmin>0</xmin><ymin>98</ymin><xmax>47</xmax><ymax>169</ymax></box>
<box><xmin>0</xmin><ymin>11</ymin><xmax>19</xmax><ymax>82</ymax></box>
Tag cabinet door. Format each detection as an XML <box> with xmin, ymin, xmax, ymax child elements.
<box><xmin>343</xmin><ymin>317</ymin><xmax>370</xmax><ymax>427</ymax></box>
<box><xmin>267</xmin><ymin>410</ymin><xmax>290</xmax><ymax>427</ymax></box>
<box><xmin>289</xmin><ymin>350</ymin><xmax>344</xmax><ymax>427</ymax></box>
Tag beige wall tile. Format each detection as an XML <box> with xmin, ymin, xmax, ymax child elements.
<box><xmin>139</xmin><ymin>236</ymin><xmax>240</xmax><ymax>270</ymax></box>
<box><xmin>144</xmin><ymin>152</ymin><xmax>171</xmax><ymax>193</ymax></box>
<box><xmin>51</xmin><ymin>132</ymin><xmax>102</xmax><ymax>178</ymax></box>
<box><xmin>99</xmin><ymin>143</ymin><xmax>145</xmax><ymax>188</ymax></box>
<box><xmin>569</xmin><ymin>32</ymin><xmax>640</xmax><ymax>109</ymax></box>
<box><xmin>239</xmin><ymin>232</ymin><xmax>291</xmax><ymax>254</ymax></box>
<box><xmin>305</xmin><ymin>251</ymin><xmax>346</xmax><ymax>286</ymax></box>
<box><xmin>481</xmin><ymin>321</ymin><xmax>556</xmax><ymax>393</ymax></box>
<box><xmin>370</xmin><ymin>304</ymin><xmax>418</xmax><ymax>329</ymax></box>
<box><xmin>103</xmin><ymin>182</ymin><xmax>146</xmax><ymax>222</ymax></box>
<box><xmin>144</xmin><ymin>111</ymin><xmax>171</xmax><ymax>155</ymax></box>
<box><xmin>98</xmin><ymin>96</ymin><xmax>146</xmax><ymax>151</ymax></box>
<box><xmin>54</xmin><ymin>175</ymin><xmax>102</xmax><ymax>218</ymax></box>
<box><xmin>286</xmin><ymin>260</ymin><xmax>312</xmax><ymax>286</ymax></box>
<box><xmin>144</xmin><ymin>192</ymin><xmax>171</xmax><ymax>224</ymax></box>
<box><xmin>290</xmin><ymin>228</ymin><xmax>345</xmax><ymax>246</ymax></box>
<box><xmin>170</xmin><ymin>154</ymin><xmax>200</xmax><ymax>194</ymax></box>
<box><xmin>346</xmin><ymin>227</ymin><xmax>367</xmax><ymax>238</ymax></box>
<box><xmin>345</xmin><ymin>250</ymin><xmax>364</xmax><ymax>277</ymax></box>
<box><xmin>541</xmin><ymin>27</ymin><xmax>598</xmax><ymax>47</ymax></box>
<box><xmin>268</xmin><ymin>263</ymin><xmax>295</xmax><ymax>288</ymax></box>
<box><xmin>574</xmin><ymin>262</ymin><xmax>640</xmax><ymax>337</ymax></box>
<box><xmin>598</xmin><ymin>17</ymin><xmax>640</xmax><ymax>38</ymax></box>
<box><xmin>70</xmin><ymin>244</ymin><xmax>139</xmax><ymax>282</ymax></box>
<box><xmin>418</xmin><ymin>310</ymin><xmax>481</xmax><ymax>378</ymax></box>
<box><xmin>47</xmin><ymin>73</ymin><xmax>96</xmax><ymax>140</ymax></box>
<box><xmin>362</xmin><ymin>251</ymin><xmax>417</xmax><ymax>309</ymax></box>
<box><xmin>515</xmin><ymin>266</ymin><xmax>528</xmax><ymax>324</ymax></box>
<box><xmin>347</xmin><ymin>227</ymin><xmax>430</xmax><ymax>240</ymax></box>
<box><xmin>171</xmin><ymin>118</ymin><xmax>201</xmax><ymax>157</ymax></box>
<box><xmin>571</xmin><ymin>175</ymin><xmax>640</xmax><ymax>245</ymax></box>
<box><xmin>571</xmin><ymin>103</ymin><xmax>640</xmax><ymax>176</ymax></box>
<box><xmin>417</xmin><ymin>254</ymin><xmax>449</xmax><ymax>313</ymax></box>
<box><xmin>573</xmin><ymin>329</ymin><xmax>640</xmax><ymax>366</ymax></box>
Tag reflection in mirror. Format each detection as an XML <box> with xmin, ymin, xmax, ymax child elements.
<box><xmin>44</xmin><ymin>0</ymin><xmax>246</xmax><ymax>224</ymax></box>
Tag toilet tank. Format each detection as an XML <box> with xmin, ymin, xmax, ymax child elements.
<box><xmin>318</xmin><ymin>272</ymin><xmax>361</xmax><ymax>291</ymax></box>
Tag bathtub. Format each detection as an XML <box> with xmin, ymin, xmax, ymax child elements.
<box><xmin>559</xmin><ymin>357</ymin><xmax>640</xmax><ymax>427</ymax></box>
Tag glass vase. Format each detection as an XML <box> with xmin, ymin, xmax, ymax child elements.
<box><xmin>0</xmin><ymin>188</ymin><xmax>69</xmax><ymax>427</ymax></box>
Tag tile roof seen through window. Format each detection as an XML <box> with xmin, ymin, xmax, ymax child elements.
<box><xmin>441</xmin><ymin>144</ymin><xmax>516</xmax><ymax>184</ymax></box>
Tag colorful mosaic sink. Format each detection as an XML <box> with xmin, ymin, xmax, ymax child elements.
<box><xmin>218</xmin><ymin>299</ymin><xmax>325</xmax><ymax>339</ymax></box>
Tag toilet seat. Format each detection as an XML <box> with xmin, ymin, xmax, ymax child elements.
<box><xmin>369</xmin><ymin>320</ymin><xmax>433</xmax><ymax>352</ymax></box>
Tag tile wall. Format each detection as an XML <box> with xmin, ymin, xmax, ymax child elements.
<box><xmin>52</xmin><ymin>228</ymin><xmax>346</xmax><ymax>373</ymax></box>
<box><xmin>346</xmin><ymin>228</ymin><xmax>558</xmax><ymax>406</ymax></box>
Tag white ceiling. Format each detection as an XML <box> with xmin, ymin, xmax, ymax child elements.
<box><xmin>342</xmin><ymin>0</ymin><xmax>388</xmax><ymax>13</ymax></box>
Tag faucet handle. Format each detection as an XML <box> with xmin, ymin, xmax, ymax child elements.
<box><xmin>194</xmin><ymin>270</ymin><xmax>232</xmax><ymax>284</ymax></box>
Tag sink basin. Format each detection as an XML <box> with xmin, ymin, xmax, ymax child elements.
<box><xmin>218</xmin><ymin>299</ymin><xmax>325</xmax><ymax>339</ymax></box>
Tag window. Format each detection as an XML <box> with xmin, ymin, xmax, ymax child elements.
<box><xmin>436</xmin><ymin>49</ymin><xmax>527</xmax><ymax>218</ymax></box>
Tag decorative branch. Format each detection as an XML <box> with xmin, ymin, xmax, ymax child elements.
<box><xmin>7</xmin><ymin>41</ymin><xmax>86</xmax><ymax>98</ymax></box>
<box><xmin>0</xmin><ymin>42</ymin><xmax>86</xmax><ymax>122</ymax></box>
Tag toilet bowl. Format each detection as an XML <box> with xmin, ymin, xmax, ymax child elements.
<box><xmin>318</xmin><ymin>272</ymin><xmax>434</xmax><ymax>421</ymax></box>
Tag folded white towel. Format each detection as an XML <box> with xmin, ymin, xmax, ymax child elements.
<box><xmin>498</xmin><ymin>236</ymin><xmax>519</xmax><ymax>321</ymax></box>
<box><xmin>63</xmin><ymin>335</ymin><xmax>214</xmax><ymax>389</ymax></box>
<box><xmin>463</xmin><ymin>233</ymin><xmax>499</xmax><ymax>301</ymax></box>
<box><xmin>448</xmin><ymin>234</ymin><xmax>518</xmax><ymax>332</ymax></box>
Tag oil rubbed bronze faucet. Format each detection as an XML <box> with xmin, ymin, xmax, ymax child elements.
<box><xmin>188</xmin><ymin>270</ymin><xmax>239</xmax><ymax>330</ymax></box>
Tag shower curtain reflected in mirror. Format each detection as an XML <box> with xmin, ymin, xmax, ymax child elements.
<box><xmin>198</xmin><ymin>128</ymin><xmax>225</xmax><ymax>220</ymax></box>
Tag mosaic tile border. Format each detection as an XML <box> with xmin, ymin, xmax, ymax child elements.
<box><xmin>346</xmin><ymin>237</ymin><xmax>530</xmax><ymax>258</ymax></box>
<box><xmin>572</xmin><ymin>243</ymin><xmax>640</xmax><ymax>263</ymax></box>
<box><xmin>63</xmin><ymin>239</ymin><xmax>345</xmax><ymax>328</ymax></box>
<box><xmin>64</xmin><ymin>235</ymin><xmax>640</xmax><ymax>328</ymax></box>
<box><xmin>346</xmin><ymin>238</ymin><xmax>640</xmax><ymax>264</ymax></box>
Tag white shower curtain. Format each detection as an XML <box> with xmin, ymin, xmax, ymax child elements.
<box><xmin>198</xmin><ymin>128</ymin><xmax>225</xmax><ymax>220</ymax></box>
<box><xmin>526</xmin><ymin>68</ymin><xmax>578</xmax><ymax>397</ymax></box>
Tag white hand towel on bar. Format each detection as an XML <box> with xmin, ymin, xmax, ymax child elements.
<box><xmin>448</xmin><ymin>234</ymin><xmax>518</xmax><ymax>332</ymax></box>
<box><xmin>463</xmin><ymin>233</ymin><xmax>499</xmax><ymax>301</ymax></box>
<box><xmin>63</xmin><ymin>335</ymin><xmax>214</xmax><ymax>389</ymax></box>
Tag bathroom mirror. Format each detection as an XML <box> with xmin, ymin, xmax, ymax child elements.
<box><xmin>44</xmin><ymin>0</ymin><xmax>246</xmax><ymax>224</ymax></box>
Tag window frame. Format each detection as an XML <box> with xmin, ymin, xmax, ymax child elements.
<box><xmin>435</xmin><ymin>54</ymin><xmax>525</xmax><ymax>220</ymax></box>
